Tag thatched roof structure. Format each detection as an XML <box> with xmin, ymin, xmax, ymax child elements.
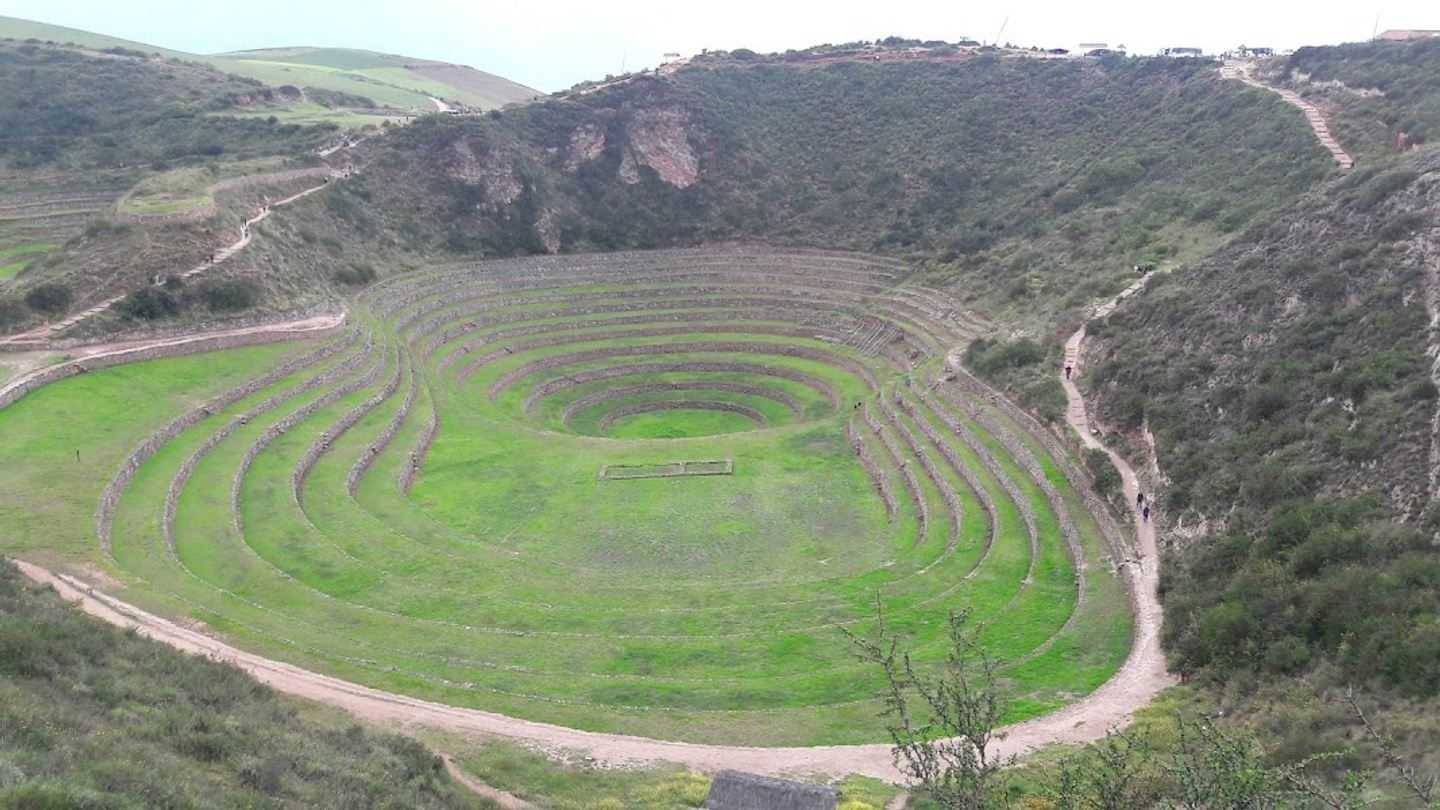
<box><xmin>704</xmin><ymin>770</ymin><xmax>838</xmax><ymax>810</ymax></box>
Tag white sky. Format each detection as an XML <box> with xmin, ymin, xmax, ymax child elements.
<box><xmin>2</xmin><ymin>0</ymin><xmax>1437</xmax><ymax>92</ymax></box>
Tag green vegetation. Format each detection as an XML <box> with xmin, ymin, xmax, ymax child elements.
<box><xmin>23</xmin><ymin>281</ymin><xmax>71</xmax><ymax>314</ymax></box>
<box><xmin>0</xmin><ymin>250</ymin><xmax>1132</xmax><ymax>746</ymax></box>
<box><xmin>964</xmin><ymin>337</ymin><xmax>1065</xmax><ymax>423</ymax></box>
<box><xmin>603</xmin><ymin>406</ymin><xmax>765</xmax><ymax>438</ymax></box>
<box><xmin>0</xmin><ymin>560</ymin><xmax>488</xmax><ymax>808</ymax></box>
<box><xmin>278</xmin><ymin>54</ymin><xmax>1333</xmax><ymax>340</ymax></box>
<box><xmin>446</xmin><ymin>738</ymin><xmax>711</xmax><ymax>810</ymax></box>
<box><xmin>211</xmin><ymin>46</ymin><xmax>538</xmax><ymax>111</ymax></box>
<box><xmin>0</xmin><ymin>16</ymin><xmax>539</xmax><ymax>115</ymax></box>
<box><xmin>1278</xmin><ymin>37</ymin><xmax>1440</xmax><ymax>159</ymax></box>
<box><xmin>1162</xmin><ymin>496</ymin><xmax>1439</xmax><ymax>694</ymax></box>
<box><xmin>0</xmin><ymin>41</ymin><xmax>330</xmax><ymax>170</ymax></box>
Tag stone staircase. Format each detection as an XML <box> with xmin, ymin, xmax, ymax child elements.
<box><xmin>1220</xmin><ymin>61</ymin><xmax>1355</xmax><ymax>169</ymax></box>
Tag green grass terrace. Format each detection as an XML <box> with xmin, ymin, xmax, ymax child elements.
<box><xmin>0</xmin><ymin>248</ymin><xmax>1133</xmax><ymax>746</ymax></box>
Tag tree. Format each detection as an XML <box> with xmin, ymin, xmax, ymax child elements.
<box><xmin>847</xmin><ymin>601</ymin><xmax>1013</xmax><ymax>809</ymax></box>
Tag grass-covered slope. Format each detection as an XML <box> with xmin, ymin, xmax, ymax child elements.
<box><xmin>0</xmin><ymin>249</ymin><xmax>1133</xmax><ymax>745</ymax></box>
<box><xmin>0</xmin><ymin>40</ymin><xmax>326</xmax><ymax>171</ymax></box>
<box><xmin>215</xmin><ymin>46</ymin><xmax>539</xmax><ymax>110</ymax></box>
<box><xmin>0</xmin><ymin>16</ymin><xmax>539</xmax><ymax>114</ymax></box>
<box><xmin>0</xmin><ymin>38</ymin><xmax>348</xmax><ymax>331</ymax></box>
<box><xmin>1271</xmin><ymin>37</ymin><xmax>1440</xmax><ymax>162</ymax></box>
<box><xmin>0</xmin><ymin>559</ymin><xmax>488</xmax><ymax>807</ymax></box>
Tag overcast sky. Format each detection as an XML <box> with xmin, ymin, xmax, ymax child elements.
<box><xmin>3</xmin><ymin>0</ymin><xmax>1437</xmax><ymax>92</ymax></box>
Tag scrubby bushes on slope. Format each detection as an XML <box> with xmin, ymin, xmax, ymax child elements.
<box><xmin>1084</xmin><ymin>142</ymin><xmax>1440</xmax><ymax>715</ymax></box>
<box><xmin>293</xmin><ymin>55</ymin><xmax>1330</xmax><ymax>330</ymax></box>
<box><xmin>0</xmin><ymin>561</ymin><xmax>487</xmax><ymax>808</ymax></box>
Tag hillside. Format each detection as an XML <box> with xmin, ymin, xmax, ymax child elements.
<box><xmin>0</xmin><ymin>16</ymin><xmax>539</xmax><ymax>117</ymax></box>
<box><xmin>215</xmin><ymin>46</ymin><xmax>539</xmax><ymax>111</ymax></box>
<box><xmin>248</xmin><ymin>55</ymin><xmax>1332</xmax><ymax>331</ymax></box>
<box><xmin>1079</xmin><ymin>143</ymin><xmax>1440</xmax><ymax>695</ymax></box>
<box><xmin>0</xmin><ymin>559</ymin><xmax>488</xmax><ymax>807</ymax></box>
<box><xmin>1268</xmin><ymin>37</ymin><xmax>1440</xmax><ymax>162</ymax></box>
<box><xmin>0</xmin><ymin>38</ymin><xmax>352</xmax><ymax>333</ymax></box>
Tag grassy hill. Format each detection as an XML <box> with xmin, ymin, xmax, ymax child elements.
<box><xmin>0</xmin><ymin>38</ymin><xmax>339</xmax><ymax>320</ymax></box>
<box><xmin>215</xmin><ymin>46</ymin><xmax>539</xmax><ymax>111</ymax></box>
<box><xmin>0</xmin><ymin>555</ymin><xmax>489</xmax><ymax>807</ymax></box>
<box><xmin>0</xmin><ymin>16</ymin><xmax>539</xmax><ymax>116</ymax></box>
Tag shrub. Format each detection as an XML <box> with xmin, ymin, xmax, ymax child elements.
<box><xmin>1085</xmin><ymin>448</ymin><xmax>1122</xmax><ymax>499</ymax></box>
<box><xmin>23</xmin><ymin>282</ymin><xmax>72</xmax><ymax>315</ymax></box>
<box><xmin>116</xmin><ymin>287</ymin><xmax>180</xmax><ymax>320</ymax></box>
<box><xmin>965</xmin><ymin>337</ymin><xmax>1045</xmax><ymax>376</ymax></box>
<box><xmin>333</xmin><ymin>264</ymin><xmax>378</xmax><ymax>286</ymax></box>
<box><xmin>0</xmin><ymin>299</ymin><xmax>27</xmax><ymax>328</ymax></box>
<box><xmin>194</xmin><ymin>279</ymin><xmax>260</xmax><ymax>312</ymax></box>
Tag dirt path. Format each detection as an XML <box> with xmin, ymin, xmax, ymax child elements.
<box><xmin>439</xmin><ymin>755</ymin><xmax>536</xmax><ymax>809</ymax></box>
<box><xmin>0</xmin><ymin>311</ymin><xmax>345</xmax><ymax>400</ymax></box>
<box><xmin>1220</xmin><ymin>60</ymin><xmax>1355</xmax><ymax>169</ymax></box>
<box><xmin>0</xmin><ymin>167</ymin><xmax>355</xmax><ymax>347</ymax></box>
<box><xmin>4</xmin><ymin>276</ymin><xmax>1180</xmax><ymax>782</ymax></box>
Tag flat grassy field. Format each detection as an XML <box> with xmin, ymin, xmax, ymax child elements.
<box><xmin>0</xmin><ymin>249</ymin><xmax>1133</xmax><ymax>746</ymax></box>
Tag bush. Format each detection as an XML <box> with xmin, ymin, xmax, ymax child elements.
<box><xmin>965</xmin><ymin>337</ymin><xmax>1045</xmax><ymax>376</ymax></box>
<box><xmin>1085</xmin><ymin>448</ymin><xmax>1122</xmax><ymax>499</ymax></box>
<box><xmin>194</xmin><ymin>279</ymin><xmax>260</xmax><ymax>312</ymax></box>
<box><xmin>116</xmin><ymin>287</ymin><xmax>180</xmax><ymax>320</ymax></box>
<box><xmin>23</xmin><ymin>283</ymin><xmax>72</xmax><ymax>315</ymax></box>
<box><xmin>0</xmin><ymin>299</ymin><xmax>27</xmax><ymax>329</ymax></box>
<box><xmin>333</xmin><ymin>264</ymin><xmax>378</xmax><ymax>286</ymax></box>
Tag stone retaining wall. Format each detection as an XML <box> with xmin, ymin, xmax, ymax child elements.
<box><xmin>522</xmin><ymin>361</ymin><xmax>839</xmax><ymax>415</ymax></box>
<box><xmin>348</xmin><ymin>368</ymin><xmax>420</xmax><ymax>496</ymax></box>
<box><xmin>862</xmin><ymin>402</ymin><xmax>928</xmax><ymax>543</ymax></box>
<box><xmin>596</xmin><ymin>399</ymin><xmax>767</xmax><ymax>433</ymax></box>
<box><xmin>293</xmin><ymin>343</ymin><xmax>405</xmax><ymax>505</ymax></box>
<box><xmin>487</xmin><ymin>341</ymin><xmax>878</xmax><ymax>401</ymax></box>
<box><xmin>847</xmin><ymin>418</ymin><xmax>898</xmax><ymax>522</ymax></box>
<box><xmin>92</xmin><ymin>329</ymin><xmax>357</xmax><ymax>555</ymax></box>
<box><xmin>562</xmin><ymin>381</ymin><xmax>801</xmax><ymax>427</ymax></box>
<box><xmin>2</xmin><ymin>317</ymin><xmax>347</xmax><ymax>412</ymax></box>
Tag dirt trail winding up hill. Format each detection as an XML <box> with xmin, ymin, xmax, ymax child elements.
<box><xmin>1220</xmin><ymin>60</ymin><xmax>1355</xmax><ymax>168</ymax></box>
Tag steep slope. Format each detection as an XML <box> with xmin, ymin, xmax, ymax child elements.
<box><xmin>292</xmin><ymin>56</ymin><xmax>1332</xmax><ymax>330</ymax></box>
<box><xmin>1081</xmin><ymin>144</ymin><xmax>1440</xmax><ymax>698</ymax></box>
<box><xmin>1269</xmin><ymin>37</ymin><xmax>1440</xmax><ymax>162</ymax></box>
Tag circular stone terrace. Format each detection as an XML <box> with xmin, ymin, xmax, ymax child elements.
<box><xmin>92</xmin><ymin>247</ymin><xmax>1137</xmax><ymax>746</ymax></box>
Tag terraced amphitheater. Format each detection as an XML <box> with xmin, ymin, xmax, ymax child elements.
<box><xmin>15</xmin><ymin>247</ymin><xmax>1141</xmax><ymax>748</ymax></box>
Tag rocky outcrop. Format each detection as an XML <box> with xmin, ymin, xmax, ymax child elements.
<box><xmin>622</xmin><ymin>108</ymin><xmax>699</xmax><ymax>187</ymax></box>
<box><xmin>448</xmin><ymin>138</ymin><xmax>522</xmax><ymax>208</ymax></box>
<box><xmin>565</xmin><ymin>122</ymin><xmax>606</xmax><ymax>170</ymax></box>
